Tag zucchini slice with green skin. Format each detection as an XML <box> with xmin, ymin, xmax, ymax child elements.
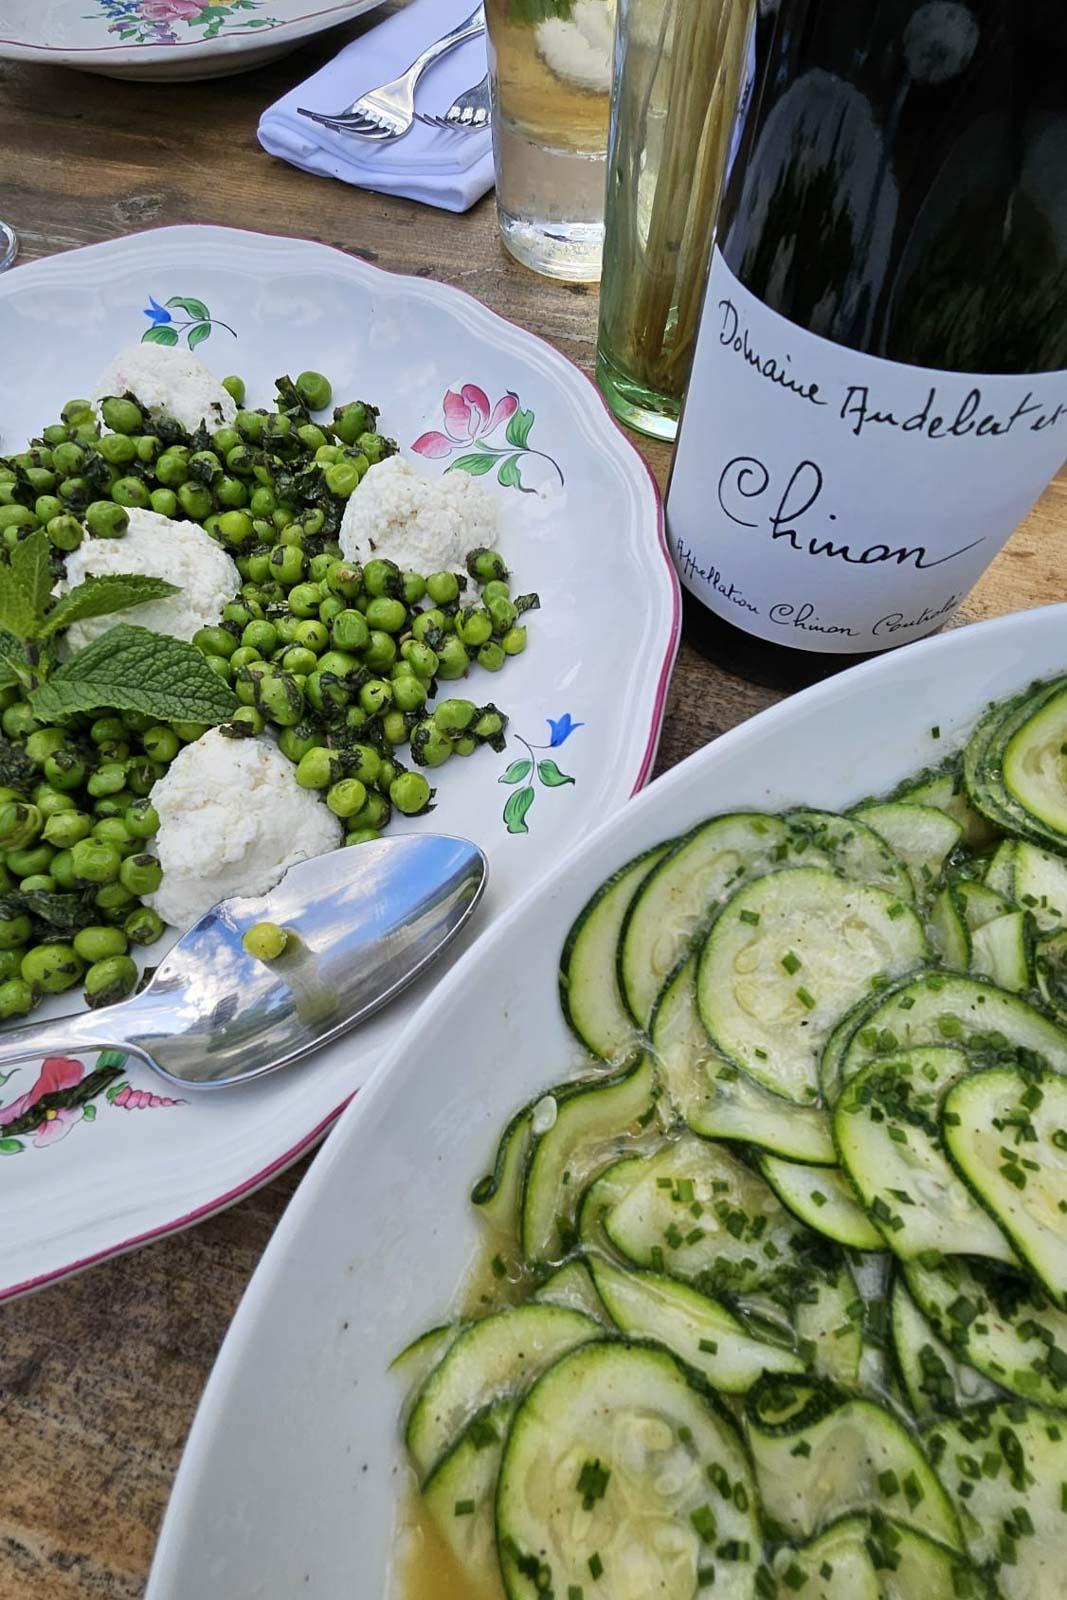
<box><xmin>819</xmin><ymin>982</ymin><xmax>912</xmax><ymax>1103</ymax></box>
<box><xmin>533</xmin><ymin>1258</ymin><xmax>609</xmax><ymax>1324</ymax></box>
<box><xmin>496</xmin><ymin>1340</ymin><xmax>760</xmax><ymax>1600</ymax></box>
<box><xmin>794</xmin><ymin>1262</ymin><xmax>864</xmax><ymax>1389</ymax></box>
<box><xmin>962</xmin><ymin>693</ymin><xmax>1028</xmax><ymax>831</ymax></box>
<box><xmin>757</xmin><ymin>1157</ymin><xmax>884</xmax><ymax>1251</ymax></box>
<box><xmin>652</xmin><ymin>954</ymin><xmax>836</xmax><ymax>1163</ymax></box>
<box><xmin>619</xmin><ymin>812</ymin><xmax>791</xmax><ymax>1029</ymax></box>
<box><xmin>954</xmin><ymin>879</ymin><xmax>1012</xmax><ymax>931</ymax></box>
<box><xmin>577</xmin><ymin>1153</ymin><xmax>646</xmax><ymax>1255</ymax></box>
<box><xmin>391</xmin><ymin>1323</ymin><xmax>468</xmax><ymax>1425</ymax></box>
<box><xmin>521</xmin><ymin>1054</ymin><xmax>659</xmax><ymax>1264</ymax></box>
<box><xmin>850</xmin><ymin>802</ymin><xmax>963</xmax><ymax>900</ymax></box>
<box><xmin>559</xmin><ymin>840</ymin><xmax>673</xmax><ymax>1059</ymax></box>
<box><xmin>782</xmin><ymin>809</ymin><xmax>914</xmax><ymax>900</ymax></box>
<box><xmin>980</xmin><ymin>679</ymin><xmax>1067</xmax><ymax>851</ymax></box>
<box><xmin>834</xmin><ymin>1047</ymin><xmax>1018</xmax><ymax>1264</ymax></box>
<box><xmin>1011</xmin><ymin>840</ymin><xmax>1067</xmax><ymax>933</ymax></box>
<box><xmin>928</xmin><ymin>886</ymin><xmax>971</xmax><ymax>971</ymax></box>
<box><xmin>698</xmin><ymin>867</ymin><xmax>927</xmax><ymax>1105</ymax></box>
<box><xmin>422</xmin><ymin>1400</ymin><xmax>514</xmax><ymax>1588</ymax></box>
<box><xmin>835</xmin><ymin>971</ymin><xmax>1067</xmax><ymax>1092</ymax></box>
<box><xmin>894</xmin><ymin>763</ymin><xmax>999</xmax><ymax>849</ymax></box>
<box><xmin>942</xmin><ymin>1065</ymin><xmax>1067</xmax><ymax>1304</ymax></box>
<box><xmin>471</xmin><ymin>1101</ymin><xmax>537</xmax><ymax>1238</ymax></box>
<box><xmin>1035</xmin><ymin>928</ymin><xmax>1067</xmax><ymax>1024</ymax></box>
<box><xmin>890</xmin><ymin>1277</ymin><xmax>1000</xmax><ymax>1420</ymax></box>
<box><xmin>970</xmin><ymin>910</ymin><xmax>1034</xmax><ymax>994</ymax></box>
<box><xmin>744</xmin><ymin>1372</ymin><xmax>962</xmax><ymax>1549</ymax></box>
<box><xmin>903</xmin><ymin>1256</ymin><xmax>1067</xmax><ymax>1409</ymax></box>
<box><xmin>770</xmin><ymin>1513</ymin><xmax>992</xmax><ymax>1600</ymax></box>
<box><xmin>926</xmin><ymin>1401</ymin><xmax>1067</xmax><ymax>1600</ymax></box>
<box><xmin>590</xmin><ymin>1256</ymin><xmax>804</xmax><ymax>1393</ymax></box>
<box><xmin>406</xmin><ymin>1305</ymin><xmax>599</xmax><ymax>1480</ymax></box>
<box><xmin>1003</xmin><ymin>681</ymin><xmax>1067</xmax><ymax>839</ymax></box>
<box><xmin>599</xmin><ymin>1134</ymin><xmax>804</xmax><ymax>1298</ymax></box>
<box><xmin>984</xmin><ymin>838</ymin><xmax>1018</xmax><ymax>897</ymax></box>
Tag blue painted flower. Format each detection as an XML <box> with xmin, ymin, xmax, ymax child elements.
<box><xmin>546</xmin><ymin>714</ymin><xmax>583</xmax><ymax>747</ymax></box>
<box><xmin>143</xmin><ymin>296</ymin><xmax>172</xmax><ymax>327</ymax></box>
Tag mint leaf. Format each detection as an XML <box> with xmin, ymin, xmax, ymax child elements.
<box><xmin>42</xmin><ymin>574</ymin><xmax>180</xmax><ymax>640</ymax></box>
<box><xmin>28</xmin><ymin>623</ymin><xmax>237</xmax><ymax>725</ymax></box>
<box><xmin>10</xmin><ymin>530</ymin><xmax>53</xmax><ymax>627</ymax></box>
<box><xmin>0</xmin><ymin>561</ymin><xmax>42</xmax><ymax>642</ymax></box>
<box><xmin>0</xmin><ymin>630</ymin><xmax>34</xmax><ymax>690</ymax></box>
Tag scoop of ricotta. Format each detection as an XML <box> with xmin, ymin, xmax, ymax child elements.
<box><xmin>59</xmin><ymin>508</ymin><xmax>240</xmax><ymax>651</ymax></box>
<box><xmin>94</xmin><ymin>344</ymin><xmax>237</xmax><ymax>435</ymax></box>
<box><xmin>339</xmin><ymin>455</ymin><xmax>499</xmax><ymax>575</ymax></box>
<box><xmin>537</xmin><ymin>0</ymin><xmax>616</xmax><ymax>93</ymax></box>
<box><xmin>145</xmin><ymin>730</ymin><xmax>343</xmax><ymax>930</ymax></box>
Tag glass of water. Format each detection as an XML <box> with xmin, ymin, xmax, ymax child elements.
<box><xmin>485</xmin><ymin>0</ymin><xmax>617</xmax><ymax>282</ymax></box>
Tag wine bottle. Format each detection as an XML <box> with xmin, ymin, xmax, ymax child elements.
<box><xmin>666</xmin><ymin>0</ymin><xmax>1067</xmax><ymax>689</ymax></box>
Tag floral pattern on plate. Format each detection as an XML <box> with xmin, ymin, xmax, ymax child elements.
<box><xmin>498</xmin><ymin>714</ymin><xmax>582</xmax><ymax>834</ymax></box>
<box><xmin>413</xmin><ymin>384</ymin><xmax>565</xmax><ymax>495</ymax></box>
<box><xmin>89</xmin><ymin>1</ymin><xmax>281</xmax><ymax>47</ymax></box>
<box><xmin>0</xmin><ymin>1051</ymin><xmax>184</xmax><ymax>1154</ymax></box>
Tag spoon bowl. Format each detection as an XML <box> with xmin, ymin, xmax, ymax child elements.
<box><xmin>0</xmin><ymin>834</ymin><xmax>487</xmax><ymax>1089</ymax></box>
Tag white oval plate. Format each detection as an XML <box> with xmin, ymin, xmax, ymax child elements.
<box><xmin>0</xmin><ymin>224</ymin><xmax>676</xmax><ymax>1299</ymax></box>
<box><xmin>0</xmin><ymin>0</ymin><xmax>385</xmax><ymax>80</ymax></box>
<box><xmin>147</xmin><ymin>603</ymin><xmax>1054</xmax><ymax>1600</ymax></box>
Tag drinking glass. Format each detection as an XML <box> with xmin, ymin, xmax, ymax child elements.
<box><xmin>485</xmin><ymin>0</ymin><xmax>617</xmax><ymax>282</ymax></box>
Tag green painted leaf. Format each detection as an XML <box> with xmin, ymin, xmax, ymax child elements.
<box><xmin>504</xmin><ymin>785</ymin><xmax>536</xmax><ymax>835</ymax></box>
<box><xmin>537</xmin><ymin>759</ymin><xmax>574</xmax><ymax>788</ymax></box>
<box><xmin>42</xmin><ymin>574</ymin><xmax>180</xmax><ymax>640</ymax></box>
<box><xmin>498</xmin><ymin>758</ymin><xmax>533</xmax><ymax>786</ymax></box>
<box><xmin>447</xmin><ymin>452</ymin><xmax>498</xmax><ymax>478</ymax></box>
<box><xmin>0</xmin><ymin>1138</ymin><xmax>23</xmax><ymax>1154</ymax></box>
<box><xmin>505</xmin><ymin>406</ymin><xmax>535</xmax><ymax>450</ymax></box>
<box><xmin>187</xmin><ymin>322</ymin><xmax>212</xmax><ymax>352</ymax></box>
<box><xmin>11</xmin><ymin>530</ymin><xmax>53</xmax><ymax>627</ymax></box>
<box><xmin>82</xmin><ymin>1103</ymin><xmax>97</xmax><ymax>1122</ymax></box>
<box><xmin>29</xmin><ymin>623</ymin><xmax>237</xmax><ymax>726</ymax></box>
<box><xmin>142</xmin><ymin>325</ymin><xmax>179</xmax><ymax>347</ymax></box>
<box><xmin>0</xmin><ymin>630</ymin><xmax>33</xmax><ymax>691</ymax></box>
<box><xmin>497</xmin><ymin>455</ymin><xmax>524</xmax><ymax>490</ymax></box>
<box><xmin>166</xmin><ymin>295</ymin><xmax>211</xmax><ymax>321</ymax></box>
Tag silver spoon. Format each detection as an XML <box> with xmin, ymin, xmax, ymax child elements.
<box><xmin>0</xmin><ymin>834</ymin><xmax>486</xmax><ymax>1090</ymax></box>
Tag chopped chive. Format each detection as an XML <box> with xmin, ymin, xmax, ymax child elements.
<box><xmin>739</xmin><ymin>909</ymin><xmax>760</xmax><ymax>926</ymax></box>
<box><xmin>576</xmin><ymin>1458</ymin><xmax>611</xmax><ymax>1509</ymax></box>
<box><xmin>454</xmin><ymin>1499</ymin><xmax>475</xmax><ymax>1516</ymax></box>
<box><xmin>690</xmin><ymin>1504</ymin><xmax>717</xmax><ymax>1542</ymax></box>
<box><xmin>781</xmin><ymin>950</ymin><xmax>802</xmax><ymax>975</ymax></box>
<box><xmin>796</xmin><ymin>986</ymin><xmax>816</xmax><ymax>1010</ymax></box>
<box><xmin>491</xmin><ymin>1254</ymin><xmax>507</xmax><ymax>1279</ymax></box>
<box><xmin>699</xmin><ymin>1338</ymin><xmax>719</xmax><ymax>1355</ymax></box>
<box><xmin>588</xmin><ymin>1552</ymin><xmax>603</xmax><ymax>1581</ymax></box>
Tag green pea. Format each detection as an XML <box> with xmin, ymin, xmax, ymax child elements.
<box><xmin>88</xmin><ymin>716</ymin><xmax>123</xmax><ymax>746</ymax></box>
<box><xmin>33</xmin><ymin>787</ymin><xmax>75</xmax><ymax>820</ymax></box>
<box><xmin>111</xmin><ymin>475</ymin><xmax>150</xmax><ymax>509</ymax></box>
<box><xmin>344</xmin><ymin>827</ymin><xmax>381</xmax><ymax>847</ymax></box>
<box><xmin>379</xmin><ymin>711</ymin><xmax>409</xmax><ymax>746</ymax></box>
<box><xmin>478</xmin><ymin>641</ymin><xmax>506</xmax><ymax>672</ymax></box>
<box><xmin>93</xmin><ymin>818</ymin><xmax>135</xmax><ymax>856</ymax></box>
<box><xmin>6</xmin><ymin>842</ymin><xmax>53</xmax><ymax>879</ymax></box>
<box><xmin>501</xmin><ymin>625</ymin><xmax>528</xmax><ymax>656</ymax></box>
<box><xmin>325</xmin><ymin>778</ymin><xmax>367</xmax><ymax>819</ymax></box>
<box><xmin>316</xmin><ymin>649</ymin><xmax>359</xmax><ymax>678</ymax></box>
<box><xmin>435</xmin><ymin>637</ymin><xmax>470</xmax><ymax>680</ymax></box>
<box><xmin>95</xmin><ymin>882</ymin><xmax>137</xmax><ymax>917</ymax></box>
<box><xmin>142</xmin><ymin>725</ymin><xmax>180</xmax><ymax>763</ymax></box>
<box><xmin>234</xmin><ymin>408</ymin><xmax>265</xmax><ymax>443</ymax></box>
<box><xmin>83</xmin><ymin>499</ymin><xmax>130</xmax><ymax>540</ymax></box>
<box><xmin>155</xmin><ymin>446</ymin><xmax>190</xmax><ymax>487</ymax></box>
<box><xmin>21</xmin><ymin>941</ymin><xmax>84</xmax><ymax>993</ymax></box>
<box><xmin>87</xmin><ymin>763</ymin><xmax>129</xmax><ymax>798</ymax></box>
<box><xmin>364</xmin><ymin>558</ymin><xmax>401</xmax><ymax>598</ymax></box>
<box><xmin>249</xmin><ymin>486</ymin><xmax>276</xmax><ymax>519</ymax></box>
<box><xmin>41</xmin><ymin>423</ymin><xmax>70</xmax><ymax>446</ymax></box>
<box><xmin>2</xmin><ymin>703</ymin><xmax>40</xmax><ymax>739</ymax></box>
<box><xmin>295</xmin><ymin>746</ymin><xmax>337</xmax><ymax>790</ymax></box>
<box><xmin>84</xmin><ymin>954</ymin><xmax>138</xmax><ymax>1008</ymax></box>
<box><xmin>332</xmin><ymin>401</ymin><xmax>373</xmax><ymax>445</ymax></box>
<box><xmin>433</xmin><ymin>700</ymin><xmax>477</xmax><ymax>736</ymax></box>
<box><xmin>348</xmin><ymin>791</ymin><xmax>391</xmax><ymax>830</ymax></box>
<box><xmin>410</xmin><ymin>720</ymin><xmax>453</xmax><ymax>769</ymax></box>
<box><xmin>35</xmin><ymin>494</ymin><xmax>64</xmax><ymax>526</ymax></box>
<box><xmin>147</xmin><ymin>487</ymin><xmax>178</xmax><ymax>518</ymax></box>
<box><xmin>0</xmin><ymin>978</ymin><xmax>35</xmax><ymax>1017</ymax></box>
<box><xmin>278</xmin><ymin>724</ymin><xmax>319</xmax><ymax>764</ymax></box>
<box><xmin>134</xmin><ymin>435</ymin><xmax>159</xmax><ymax>464</ymax></box>
<box><xmin>324</xmin><ymin>460</ymin><xmax>360</xmax><ymax>498</ymax></box>
<box><xmin>391</xmin><ymin>676</ymin><xmax>427</xmax><ymax>714</ymax></box>
<box><xmin>426</xmin><ymin>570</ymin><xmax>460</xmax><ymax>606</ymax></box>
<box><xmin>0</xmin><ymin>504</ymin><xmax>38</xmax><ymax>532</ymax></box>
<box><xmin>297</xmin><ymin>424</ymin><xmax>329</xmax><ymax>452</ymax></box>
<box><xmin>467</xmin><ymin>546</ymin><xmax>508</xmax><ymax>584</ymax></box>
<box><xmin>294</xmin><ymin>618</ymin><xmax>330</xmax><ymax>654</ymax></box>
<box><xmin>100</xmin><ymin>396</ymin><xmax>143</xmax><ymax>435</ymax></box>
<box><xmin>282</xmin><ymin>646</ymin><xmax>317</xmax><ymax>677</ymax></box>
<box><xmin>50</xmin><ymin>850</ymin><xmax>75</xmax><ymax>890</ymax></box>
<box><xmin>401</xmin><ymin>640</ymin><xmax>439</xmax><ymax>680</ymax></box>
<box><xmin>0</xmin><ymin>912</ymin><xmax>32</xmax><ymax>949</ymax></box>
<box><xmin>43</xmin><ymin>750</ymin><xmax>87</xmax><ymax>792</ymax></box>
<box><xmin>473</xmin><ymin>709</ymin><xmax>506</xmax><ymax>742</ymax></box>
<box><xmin>363</xmin><ymin>630</ymin><xmax>397</xmax><ymax>673</ymax></box>
<box><xmin>228</xmin><ymin>706</ymin><xmax>265</xmax><ymax>735</ymax></box>
<box><xmin>242</xmin><ymin>620</ymin><xmax>278</xmax><ymax>655</ymax></box>
<box><xmin>52</xmin><ymin>440</ymin><xmax>86</xmax><ymax>476</ymax></box>
<box><xmin>326</xmin><ymin>562</ymin><xmax>363</xmax><ymax>600</ymax></box>
<box><xmin>263</xmin><ymin>414</ymin><xmax>293</xmax><ymax>450</ymax></box>
<box><xmin>74</xmin><ymin>924</ymin><xmax>128</xmax><ymax>963</ymax></box>
<box><xmin>61</xmin><ymin>400</ymin><xmax>95</xmax><ymax>427</ymax></box>
<box><xmin>390</xmin><ymin>771</ymin><xmax>431</xmax><ymax>816</ymax></box>
<box><xmin>401</xmin><ymin>572</ymin><xmax>427</xmax><ymax>607</ymax></box>
<box><xmin>41</xmin><ymin>809</ymin><xmax>91</xmax><ymax>849</ymax></box>
<box><xmin>173</xmin><ymin>721</ymin><xmax>209</xmax><ymax>743</ymax></box>
<box><xmin>98</xmin><ymin>431</ymin><xmax>137</xmax><ymax>466</ymax></box>
<box><xmin>119</xmin><ymin>853</ymin><xmax>163</xmax><ymax>896</ymax></box>
<box><xmin>25</xmin><ymin>728</ymin><xmax>65</xmax><ymax>766</ymax></box>
<box><xmin>204</xmin><ymin>654</ymin><xmax>233</xmax><ymax>683</ymax></box>
<box><xmin>458</xmin><ymin>606</ymin><xmax>493</xmax><ymax>647</ymax></box>
<box><xmin>329</xmin><ymin>609</ymin><xmax>369</xmax><ymax>653</ymax></box>
<box><xmin>366</xmin><ymin>596</ymin><xmax>407</xmax><ymax>634</ymax></box>
<box><xmin>270</xmin><ymin>545</ymin><xmax>305</xmax><ymax>587</ymax></box>
<box><xmin>288</xmin><ymin>581</ymin><xmax>322</xmax><ymax>619</ymax></box>
<box><xmin>314</xmin><ymin>444</ymin><xmax>344</xmax><ymax>467</ymax></box>
<box><xmin>125</xmin><ymin>799</ymin><xmax>159</xmax><ymax>840</ymax></box>
<box><xmin>359</xmin><ymin>679</ymin><xmax>393</xmax><ymax>716</ymax></box>
<box><xmin>70</xmin><ymin>838</ymin><xmax>121</xmax><ymax>884</ymax></box>
<box><xmin>125</xmin><ymin>906</ymin><xmax>165</xmax><ymax>946</ymax></box>
<box><xmin>223</xmin><ymin>375</ymin><xmax>246</xmax><ymax>407</ymax></box>
<box><xmin>178</xmin><ymin>481</ymin><xmax>214</xmax><ymax>520</ymax></box>
<box><xmin>0</xmin><ymin>947</ymin><xmax>23</xmax><ymax>984</ymax></box>
<box><xmin>93</xmin><ymin>792</ymin><xmax>133</xmax><ymax>817</ymax></box>
<box><xmin>452</xmin><ymin>735</ymin><xmax>477</xmax><ymax>757</ymax></box>
<box><xmin>295</xmin><ymin>371</ymin><xmax>332</xmax><ymax>411</ymax></box>
<box><xmin>412</xmin><ymin>608</ymin><xmax>447</xmax><ymax>644</ymax></box>
<box><xmin>213</xmin><ymin>426</ymin><xmax>242</xmax><ymax>458</ymax></box>
<box><xmin>359</xmin><ymin>432</ymin><xmax>391</xmax><ymax>464</ymax></box>
<box><xmin>230</xmin><ymin>646</ymin><xmax>261</xmax><ymax>671</ymax></box>
<box><xmin>193</xmin><ymin>626</ymin><xmax>239</xmax><ymax>661</ymax></box>
<box><xmin>317</xmin><ymin>595</ymin><xmax>345</xmax><ymax>627</ymax></box>
<box><xmin>254</xmin><ymin>672</ymin><xmax>304</xmax><ymax>728</ymax></box>
<box><xmin>242</xmin><ymin>920</ymin><xmax>289</xmax><ymax>963</ymax></box>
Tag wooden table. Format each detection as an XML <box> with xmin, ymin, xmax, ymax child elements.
<box><xmin>0</xmin><ymin>13</ymin><xmax>1064</xmax><ymax>1595</ymax></box>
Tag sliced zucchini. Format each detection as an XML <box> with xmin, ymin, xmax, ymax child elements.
<box><xmin>559</xmin><ymin>841</ymin><xmax>672</xmax><ymax>1059</ymax></box>
<box><xmin>744</xmin><ymin>1373</ymin><xmax>962</xmax><ymax>1549</ymax></box>
<box><xmin>782</xmin><ymin>809</ymin><xmax>914</xmax><ymax>900</ymax></box>
<box><xmin>406</xmin><ymin>1304</ymin><xmax>599</xmax><ymax>1480</ymax></box>
<box><xmin>590</xmin><ymin>1255</ymin><xmax>803</xmax><ymax>1393</ymax></box>
<box><xmin>793</xmin><ymin>1261</ymin><xmax>863</xmax><ymax>1389</ymax></box>
<box><xmin>391</xmin><ymin>1323</ymin><xmax>467</xmax><ymax>1425</ymax></box>
<box><xmin>964</xmin><ymin>680</ymin><xmax>1067</xmax><ymax>850</ymax></box>
<box><xmin>943</xmin><ymin>1065</ymin><xmax>1067</xmax><ymax>1304</ymax></box>
<box><xmin>928</xmin><ymin>886</ymin><xmax>971</xmax><ymax>971</ymax></box>
<box><xmin>851</xmin><ymin>802</ymin><xmax>963</xmax><ymax>899</ymax></box>
<box><xmin>819</xmin><ymin>983</ymin><xmax>910</xmax><ymax>1103</ymax></box>
<box><xmin>834</xmin><ymin>1047</ymin><xmax>1017</xmax><ymax>1263</ymax></box>
<box><xmin>698</xmin><ymin>867</ymin><xmax>927</xmax><ymax>1104</ymax></box>
<box><xmin>423</xmin><ymin>1399</ymin><xmax>513</xmax><ymax>1588</ymax></box>
<box><xmin>533</xmin><ymin>1258</ymin><xmax>608</xmax><ymax>1324</ymax></box>
<box><xmin>652</xmin><ymin>954</ymin><xmax>836</xmax><ymax>1163</ymax></box>
<box><xmin>890</xmin><ymin>1277</ymin><xmax>1000</xmax><ymax>1420</ymax></box>
<box><xmin>970</xmin><ymin>910</ymin><xmax>1034</xmax><ymax>993</ymax></box>
<box><xmin>894</xmin><ymin>763</ymin><xmax>999</xmax><ymax>849</ymax></box>
<box><xmin>962</xmin><ymin>693</ymin><xmax>1026</xmax><ymax>831</ymax></box>
<box><xmin>984</xmin><ymin>838</ymin><xmax>1018</xmax><ymax>897</ymax></box>
<box><xmin>1035</xmin><ymin>928</ymin><xmax>1067</xmax><ymax>1024</ymax></box>
<box><xmin>904</xmin><ymin>1256</ymin><xmax>1067</xmax><ymax>1409</ymax></box>
<box><xmin>472</xmin><ymin>1100</ymin><xmax>537</xmax><ymax>1238</ymax></box>
<box><xmin>619</xmin><ymin>812</ymin><xmax>790</xmax><ymax>1029</ymax></box>
<box><xmin>758</xmin><ymin>1156</ymin><xmax>883</xmax><ymax>1251</ymax></box>
<box><xmin>1011</xmin><ymin>840</ymin><xmax>1067</xmax><ymax>933</ymax></box>
<box><xmin>599</xmin><ymin>1134</ymin><xmax>804</xmax><ymax>1297</ymax></box>
<box><xmin>770</xmin><ymin>1514</ymin><xmax>991</xmax><ymax>1600</ymax></box>
<box><xmin>953</xmin><ymin>879</ymin><xmax>1012</xmax><ymax>931</ymax></box>
<box><xmin>577</xmin><ymin>1153</ymin><xmax>646</xmax><ymax>1255</ymax></box>
<box><xmin>521</xmin><ymin>1055</ymin><xmax>658</xmax><ymax>1263</ymax></box>
<box><xmin>926</xmin><ymin>1401</ymin><xmax>1067</xmax><ymax>1600</ymax></box>
<box><xmin>1003</xmin><ymin>681</ymin><xmax>1067</xmax><ymax>838</ymax></box>
<box><xmin>835</xmin><ymin>972</ymin><xmax>1067</xmax><ymax>1091</ymax></box>
<box><xmin>497</xmin><ymin>1340</ymin><xmax>759</xmax><ymax>1600</ymax></box>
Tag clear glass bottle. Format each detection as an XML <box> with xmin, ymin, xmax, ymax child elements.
<box><xmin>596</xmin><ymin>0</ymin><xmax>756</xmax><ymax>438</ymax></box>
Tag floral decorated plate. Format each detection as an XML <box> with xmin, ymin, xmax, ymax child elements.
<box><xmin>0</xmin><ymin>224</ymin><xmax>676</xmax><ymax>1300</ymax></box>
<box><xmin>0</xmin><ymin>0</ymin><xmax>386</xmax><ymax>81</ymax></box>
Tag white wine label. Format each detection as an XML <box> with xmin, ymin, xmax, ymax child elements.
<box><xmin>667</xmin><ymin>247</ymin><xmax>1067</xmax><ymax>653</ymax></box>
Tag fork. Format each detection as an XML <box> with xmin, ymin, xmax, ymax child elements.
<box><xmin>298</xmin><ymin>6</ymin><xmax>486</xmax><ymax>141</ymax></box>
<box><xmin>0</xmin><ymin>222</ymin><xmax>17</xmax><ymax>273</ymax></box>
<box><xmin>417</xmin><ymin>73</ymin><xmax>491</xmax><ymax>132</ymax></box>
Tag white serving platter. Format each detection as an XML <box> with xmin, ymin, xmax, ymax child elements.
<box><xmin>0</xmin><ymin>0</ymin><xmax>385</xmax><ymax>80</ymax></box>
<box><xmin>0</xmin><ymin>224</ymin><xmax>676</xmax><ymax>1298</ymax></box>
<box><xmin>146</xmin><ymin>602</ymin><xmax>1051</xmax><ymax>1599</ymax></box>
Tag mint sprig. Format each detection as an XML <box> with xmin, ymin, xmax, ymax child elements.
<box><xmin>42</xmin><ymin>573</ymin><xmax>179</xmax><ymax>639</ymax></box>
<box><xmin>29</xmin><ymin>624</ymin><xmax>237</xmax><ymax>725</ymax></box>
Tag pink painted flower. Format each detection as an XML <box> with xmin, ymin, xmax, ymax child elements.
<box><xmin>0</xmin><ymin>1056</ymin><xmax>87</xmax><ymax>1148</ymax></box>
<box><xmin>141</xmin><ymin>0</ymin><xmax>207</xmax><ymax>20</ymax></box>
<box><xmin>111</xmin><ymin>1083</ymin><xmax>184</xmax><ymax>1110</ymax></box>
<box><xmin>413</xmin><ymin>384</ymin><xmax>519</xmax><ymax>459</ymax></box>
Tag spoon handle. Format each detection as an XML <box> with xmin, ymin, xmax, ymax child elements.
<box><xmin>0</xmin><ymin>1007</ymin><xmax>142</xmax><ymax>1071</ymax></box>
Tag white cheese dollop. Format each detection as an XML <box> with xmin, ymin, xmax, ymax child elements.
<box><xmin>59</xmin><ymin>508</ymin><xmax>240</xmax><ymax>650</ymax></box>
<box><xmin>93</xmin><ymin>344</ymin><xmax>237</xmax><ymax>435</ymax></box>
<box><xmin>339</xmin><ymin>455</ymin><xmax>499</xmax><ymax>575</ymax></box>
<box><xmin>145</xmin><ymin>730</ymin><xmax>343</xmax><ymax>930</ymax></box>
<box><xmin>537</xmin><ymin>0</ymin><xmax>616</xmax><ymax>94</ymax></box>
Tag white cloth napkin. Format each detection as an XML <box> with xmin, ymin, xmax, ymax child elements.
<box><xmin>258</xmin><ymin>0</ymin><xmax>494</xmax><ymax>214</ymax></box>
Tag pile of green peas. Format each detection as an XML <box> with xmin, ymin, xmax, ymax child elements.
<box><xmin>0</xmin><ymin>370</ymin><xmax>538</xmax><ymax>1016</ymax></box>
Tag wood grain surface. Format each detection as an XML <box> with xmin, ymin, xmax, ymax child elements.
<box><xmin>0</xmin><ymin>10</ymin><xmax>1064</xmax><ymax>1595</ymax></box>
